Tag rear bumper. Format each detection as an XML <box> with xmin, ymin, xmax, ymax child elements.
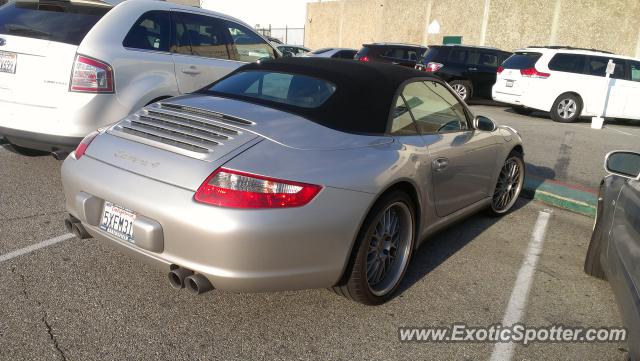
<box><xmin>61</xmin><ymin>154</ymin><xmax>374</xmax><ymax>292</ymax></box>
<box><xmin>0</xmin><ymin>93</ymin><xmax>130</xmax><ymax>150</ymax></box>
<box><xmin>0</xmin><ymin>126</ymin><xmax>83</xmax><ymax>152</ymax></box>
<box><xmin>492</xmin><ymin>90</ymin><xmax>523</xmax><ymax>106</ymax></box>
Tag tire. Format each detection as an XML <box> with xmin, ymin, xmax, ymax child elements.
<box><xmin>449</xmin><ymin>80</ymin><xmax>473</xmax><ymax>102</ymax></box>
<box><xmin>487</xmin><ymin>151</ymin><xmax>525</xmax><ymax>216</ymax></box>
<box><xmin>512</xmin><ymin>106</ymin><xmax>534</xmax><ymax>116</ymax></box>
<box><xmin>332</xmin><ymin>191</ymin><xmax>416</xmax><ymax>305</ymax></box>
<box><xmin>550</xmin><ymin>93</ymin><xmax>582</xmax><ymax>123</ymax></box>
<box><xmin>584</xmin><ymin>191</ymin><xmax>607</xmax><ymax>279</ymax></box>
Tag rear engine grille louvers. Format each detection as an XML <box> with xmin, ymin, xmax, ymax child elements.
<box><xmin>110</xmin><ymin>102</ymin><xmax>255</xmax><ymax>160</ymax></box>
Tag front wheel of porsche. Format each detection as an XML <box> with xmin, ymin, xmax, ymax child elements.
<box><xmin>333</xmin><ymin>191</ymin><xmax>415</xmax><ymax>305</ymax></box>
<box><xmin>488</xmin><ymin>152</ymin><xmax>525</xmax><ymax>216</ymax></box>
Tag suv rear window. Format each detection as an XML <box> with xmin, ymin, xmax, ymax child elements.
<box><xmin>382</xmin><ymin>47</ymin><xmax>420</xmax><ymax>61</ymax></box>
<box><xmin>207</xmin><ymin>70</ymin><xmax>336</xmax><ymax>109</ymax></box>
<box><xmin>502</xmin><ymin>52</ymin><xmax>542</xmax><ymax>69</ymax></box>
<box><xmin>0</xmin><ymin>0</ymin><xmax>110</xmax><ymax>46</ymax></box>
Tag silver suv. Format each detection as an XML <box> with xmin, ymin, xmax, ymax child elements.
<box><xmin>0</xmin><ymin>0</ymin><xmax>279</xmax><ymax>153</ymax></box>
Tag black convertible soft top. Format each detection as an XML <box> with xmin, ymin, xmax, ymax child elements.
<box><xmin>202</xmin><ymin>57</ymin><xmax>437</xmax><ymax>134</ymax></box>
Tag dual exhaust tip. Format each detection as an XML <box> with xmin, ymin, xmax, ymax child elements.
<box><xmin>168</xmin><ymin>267</ymin><xmax>214</xmax><ymax>295</ymax></box>
<box><xmin>64</xmin><ymin>215</ymin><xmax>212</xmax><ymax>295</ymax></box>
<box><xmin>64</xmin><ymin>216</ymin><xmax>91</xmax><ymax>239</ymax></box>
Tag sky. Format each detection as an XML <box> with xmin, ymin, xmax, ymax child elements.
<box><xmin>200</xmin><ymin>0</ymin><xmax>311</xmax><ymax>28</ymax></box>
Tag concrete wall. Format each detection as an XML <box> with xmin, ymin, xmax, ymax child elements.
<box><xmin>305</xmin><ymin>0</ymin><xmax>640</xmax><ymax>57</ymax></box>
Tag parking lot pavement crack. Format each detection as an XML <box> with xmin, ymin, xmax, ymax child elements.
<box><xmin>10</xmin><ymin>266</ymin><xmax>67</xmax><ymax>361</ymax></box>
<box><xmin>43</xmin><ymin>313</ymin><xmax>67</xmax><ymax>361</ymax></box>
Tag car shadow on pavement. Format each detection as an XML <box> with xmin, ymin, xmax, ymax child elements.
<box><xmin>503</xmin><ymin>108</ymin><xmax>640</xmax><ymax>128</ymax></box>
<box><xmin>396</xmin><ymin>198</ymin><xmax>530</xmax><ymax>297</ymax></box>
<box><xmin>0</xmin><ymin>137</ymin><xmax>51</xmax><ymax>157</ymax></box>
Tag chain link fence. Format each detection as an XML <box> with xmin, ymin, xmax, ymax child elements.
<box><xmin>256</xmin><ymin>26</ymin><xmax>305</xmax><ymax>46</ymax></box>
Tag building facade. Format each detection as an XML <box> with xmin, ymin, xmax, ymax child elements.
<box><xmin>304</xmin><ymin>0</ymin><xmax>640</xmax><ymax>57</ymax></box>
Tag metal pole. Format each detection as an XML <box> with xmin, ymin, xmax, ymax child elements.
<box><xmin>285</xmin><ymin>25</ymin><xmax>288</xmax><ymax>44</ymax></box>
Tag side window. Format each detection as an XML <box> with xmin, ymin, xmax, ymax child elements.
<box><xmin>548</xmin><ymin>53</ymin><xmax>586</xmax><ymax>74</ymax></box>
<box><xmin>479</xmin><ymin>52</ymin><xmax>498</xmax><ymax>67</ymax></box>
<box><xmin>225</xmin><ymin>21</ymin><xmax>276</xmax><ymax>62</ymax></box>
<box><xmin>466</xmin><ymin>51</ymin><xmax>480</xmax><ymax>65</ymax></box>
<box><xmin>629</xmin><ymin>61</ymin><xmax>640</xmax><ymax>82</ymax></box>
<box><xmin>123</xmin><ymin>11</ymin><xmax>171</xmax><ymax>52</ymax></box>
<box><xmin>171</xmin><ymin>12</ymin><xmax>230</xmax><ymax>60</ymax></box>
<box><xmin>588</xmin><ymin>56</ymin><xmax>625</xmax><ymax>79</ymax></box>
<box><xmin>390</xmin><ymin>96</ymin><xmax>419</xmax><ymax>135</ymax></box>
<box><xmin>401</xmin><ymin>81</ymin><xmax>469</xmax><ymax>134</ymax></box>
<box><xmin>611</xmin><ymin>58</ymin><xmax>626</xmax><ymax>79</ymax></box>
<box><xmin>449</xmin><ymin>49</ymin><xmax>467</xmax><ymax>63</ymax></box>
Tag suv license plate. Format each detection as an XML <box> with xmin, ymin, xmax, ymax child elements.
<box><xmin>99</xmin><ymin>201</ymin><xmax>136</xmax><ymax>243</ymax></box>
<box><xmin>506</xmin><ymin>80</ymin><xmax>514</xmax><ymax>87</ymax></box>
<box><xmin>0</xmin><ymin>51</ymin><xmax>17</xmax><ymax>74</ymax></box>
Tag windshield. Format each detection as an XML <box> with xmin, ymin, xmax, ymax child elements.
<box><xmin>0</xmin><ymin>0</ymin><xmax>110</xmax><ymax>46</ymax></box>
<box><xmin>205</xmin><ymin>70</ymin><xmax>337</xmax><ymax>109</ymax></box>
<box><xmin>502</xmin><ymin>52</ymin><xmax>542</xmax><ymax>69</ymax></box>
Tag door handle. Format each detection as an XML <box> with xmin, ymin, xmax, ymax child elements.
<box><xmin>433</xmin><ymin>157</ymin><xmax>449</xmax><ymax>171</ymax></box>
<box><xmin>181</xmin><ymin>66</ymin><xmax>201</xmax><ymax>75</ymax></box>
<box><xmin>468</xmin><ymin>67</ymin><xmax>477</xmax><ymax>71</ymax></box>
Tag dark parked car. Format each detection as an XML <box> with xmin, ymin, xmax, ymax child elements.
<box><xmin>355</xmin><ymin>43</ymin><xmax>428</xmax><ymax>68</ymax></box>
<box><xmin>585</xmin><ymin>151</ymin><xmax>640</xmax><ymax>360</ymax></box>
<box><xmin>415</xmin><ymin>45</ymin><xmax>512</xmax><ymax>101</ymax></box>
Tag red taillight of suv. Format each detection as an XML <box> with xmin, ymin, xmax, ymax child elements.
<box><xmin>520</xmin><ymin>67</ymin><xmax>550</xmax><ymax>78</ymax></box>
<box><xmin>497</xmin><ymin>66</ymin><xmax>504</xmax><ymax>74</ymax></box>
<box><xmin>194</xmin><ymin>168</ymin><xmax>323</xmax><ymax>209</ymax></box>
<box><xmin>358</xmin><ymin>56</ymin><xmax>370</xmax><ymax>62</ymax></box>
<box><xmin>73</xmin><ymin>131</ymin><xmax>99</xmax><ymax>160</ymax></box>
<box><xmin>70</xmin><ymin>55</ymin><xmax>114</xmax><ymax>93</ymax></box>
<box><xmin>423</xmin><ymin>62</ymin><xmax>443</xmax><ymax>72</ymax></box>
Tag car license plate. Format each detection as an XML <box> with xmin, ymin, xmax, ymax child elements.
<box><xmin>0</xmin><ymin>51</ymin><xmax>17</xmax><ymax>74</ymax></box>
<box><xmin>506</xmin><ymin>80</ymin><xmax>514</xmax><ymax>87</ymax></box>
<box><xmin>99</xmin><ymin>201</ymin><xmax>136</xmax><ymax>243</ymax></box>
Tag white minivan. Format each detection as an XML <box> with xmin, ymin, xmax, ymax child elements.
<box><xmin>0</xmin><ymin>0</ymin><xmax>279</xmax><ymax>154</ymax></box>
<box><xmin>492</xmin><ymin>47</ymin><xmax>640</xmax><ymax>123</ymax></box>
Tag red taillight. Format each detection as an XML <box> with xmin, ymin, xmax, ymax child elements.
<box><xmin>520</xmin><ymin>67</ymin><xmax>550</xmax><ymax>78</ymax></box>
<box><xmin>424</xmin><ymin>62</ymin><xmax>443</xmax><ymax>72</ymax></box>
<box><xmin>194</xmin><ymin>168</ymin><xmax>322</xmax><ymax>209</ymax></box>
<box><xmin>70</xmin><ymin>55</ymin><xmax>114</xmax><ymax>93</ymax></box>
<box><xmin>73</xmin><ymin>131</ymin><xmax>99</xmax><ymax>159</ymax></box>
<box><xmin>497</xmin><ymin>66</ymin><xmax>504</xmax><ymax>74</ymax></box>
<box><xmin>359</xmin><ymin>56</ymin><xmax>369</xmax><ymax>62</ymax></box>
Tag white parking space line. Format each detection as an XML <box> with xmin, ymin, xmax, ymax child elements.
<box><xmin>0</xmin><ymin>233</ymin><xmax>74</xmax><ymax>264</ymax></box>
<box><xmin>490</xmin><ymin>210</ymin><xmax>552</xmax><ymax>361</ymax></box>
<box><xmin>606</xmin><ymin>126</ymin><xmax>634</xmax><ymax>137</ymax></box>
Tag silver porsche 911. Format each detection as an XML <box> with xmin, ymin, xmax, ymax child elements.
<box><xmin>61</xmin><ymin>58</ymin><xmax>524</xmax><ymax>305</ymax></box>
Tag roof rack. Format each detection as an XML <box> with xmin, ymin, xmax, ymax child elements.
<box><xmin>526</xmin><ymin>46</ymin><xmax>613</xmax><ymax>54</ymax></box>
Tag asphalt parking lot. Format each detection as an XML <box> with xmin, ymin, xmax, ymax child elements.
<box><xmin>0</xmin><ymin>110</ymin><xmax>631</xmax><ymax>361</ymax></box>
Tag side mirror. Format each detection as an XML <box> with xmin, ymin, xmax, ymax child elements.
<box><xmin>282</xmin><ymin>51</ymin><xmax>294</xmax><ymax>58</ymax></box>
<box><xmin>605</xmin><ymin>151</ymin><xmax>640</xmax><ymax>180</ymax></box>
<box><xmin>473</xmin><ymin>116</ymin><xmax>496</xmax><ymax>132</ymax></box>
